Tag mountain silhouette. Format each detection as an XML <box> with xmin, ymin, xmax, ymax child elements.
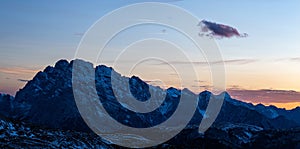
<box><xmin>1</xmin><ymin>59</ymin><xmax>300</xmax><ymax>148</ymax></box>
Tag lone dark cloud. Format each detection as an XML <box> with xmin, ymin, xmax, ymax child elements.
<box><xmin>198</xmin><ymin>20</ymin><xmax>248</xmax><ymax>38</ymax></box>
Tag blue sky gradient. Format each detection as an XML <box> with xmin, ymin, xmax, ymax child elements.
<box><xmin>1</xmin><ymin>0</ymin><xmax>300</xmax><ymax>109</ymax></box>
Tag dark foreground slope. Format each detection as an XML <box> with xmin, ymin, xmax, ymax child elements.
<box><xmin>1</xmin><ymin>115</ymin><xmax>300</xmax><ymax>149</ymax></box>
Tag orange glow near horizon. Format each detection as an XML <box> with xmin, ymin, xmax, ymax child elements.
<box><xmin>263</xmin><ymin>102</ymin><xmax>300</xmax><ymax>110</ymax></box>
<box><xmin>243</xmin><ymin>101</ymin><xmax>300</xmax><ymax>110</ymax></box>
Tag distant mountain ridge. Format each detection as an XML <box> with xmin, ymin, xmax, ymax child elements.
<box><xmin>0</xmin><ymin>59</ymin><xmax>299</xmax><ymax>131</ymax></box>
<box><xmin>1</xmin><ymin>59</ymin><xmax>300</xmax><ymax>148</ymax></box>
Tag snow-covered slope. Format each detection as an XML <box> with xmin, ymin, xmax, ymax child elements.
<box><xmin>1</xmin><ymin>114</ymin><xmax>300</xmax><ymax>149</ymax></box>
<box><xmin>0</xmin><ymin>115</ymin><xmax>113</xmax><ymax>148</ymax></box>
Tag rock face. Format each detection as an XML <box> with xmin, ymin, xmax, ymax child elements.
<box><xmin>0</xmin><ymin>94</ymin><xmax>14</xmax><ymax>118</ymax></box>
<box><xmin>129</xmin><ymin>76</ymin><xmax>151</xmax><ymax>102</ymax></box>
<box><xmin>1</xmin><ymin>59</ymin><xmax>300</xmax><ymax>148</ymax></box>
<box><xmin>11</xmin><ymin>60</ymin><xmax>90</xmax><ymax>132</ymax></box>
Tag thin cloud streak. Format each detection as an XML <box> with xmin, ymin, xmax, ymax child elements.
<box><xmin>148</xmin><ymin>29</ymin><xmax>168</xmax><ymax>35</ymax></box>
<box><xmin>191</xmin><ymin>85</ymin><xmax>212</xmax><ymax>89</ymax></box>
<box><xmin>194</xmin><ymin>80</ymin><xmax>206</xmax><ymax>83</ymax></box>
<box><xmin>228</xmin><ymin>89</ymin><xmax>300</xmax><ymax>103</ymax></box>
<box><xmin>275</xmin><ymin>57</ymin><xmax>300</xmax><ymax>62</ymax></box>
<box><xmin>153</xmin><ymin>0</ymin><xmax>184</xmax><ymax>2</ymax></box>
<box><xmin>154</xmin><ymin>59</ymin><xmax>257</xmax><ymax>66</ymax></box>
<box><xmin>74</xmin><ymin>32</ymin><xmax>84</xmax><ymax>37</ymax></box>
<box><xmin>0</xmin><ymin>67</ymin><xmax>41</xmax><ymax>75</ymax></box>
<box><xmin>145</xmin><ymin>80</ymin><xmax>163</xmax><ymax>83</ymax></box>
<box><xmin>289</xmin><ymin>57</ymin><xmax>300</xmax><ymax>62</ymax></box>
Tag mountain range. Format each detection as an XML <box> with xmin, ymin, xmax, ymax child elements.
<box><xmin>0</xmin><ymin>59</ymin><xmax>300</xmax><ymax>148</ymax></box>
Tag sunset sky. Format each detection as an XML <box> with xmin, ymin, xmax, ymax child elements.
<box><xmin>1</xmin><ymin>0</ymin><xmax>300</xmax><ymax>109</ymax></box>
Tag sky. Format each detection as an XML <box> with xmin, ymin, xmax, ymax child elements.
<box><xmin>0</xmin><ymin>0</ymin><xmax>300</xmax><ymax>109</ymax></box>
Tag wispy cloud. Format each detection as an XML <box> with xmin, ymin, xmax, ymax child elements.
<box><xmin>191</xmin><ymin>85</ymin><xmax>212</xmax><ymax>89</ymax></box>
<box><xmin>148</xmin><ymin>29</ymin><xmax>168</xmax><ymax>35</ymax></box>
<box><xmin>168</xmin><ymin>73</ymin><xmax>176</xmax><ymax>76</ymax></box>
<box><xmin>167</xmin><ymin>0</ymin><xmax>184</xmax><ymax>2</ymax></box>
<box><xmin>222</xmin><ymin>59</ymin><xmax>257</xmax><ymax>65</ymax></box>
<box><xmin>274</xmin><ymin>57</ymin><xmax>300</xmax><ymax>62</ymax></box>
<box><xmin>145</xmin><ymin>80</ymin><xmax>163</xmax><ymax>83</ymax></box>
<box><xmin>152</xmin><ymin>0</ymin><xmax>184</xmax><ymax>2</ymax></box>
<box><xmin>227</xmin><ymin>89</ymin><xmax>300</xmax><ymax>103</ymax></box>
<box><xmin>74</xmin><ymin>32</ymin><xmax>84</xmax><ymax>37</ymax></box>
<box><xmin>0</xmin><ymin>67</ymin><xmax>41</xmax><ymax>75</ymax></box>
<box><xmin>198</xmin><ymin>20</ymin><xmax>248</xmax><ymax>38</ymax></box>
<box><xmin>289</xmin><ymin>57</ymin><xmax>300</xmax><ymax>62</ymax></box>
<box><xmin>228</xmin><ymin>85</ymin><xmax>243</xmax><ymax>90</ymax></box>
<box><xmin>137</xmin><ymin>19</ymin><xmax>156</xmax><ymax>22</ymax></box>
<box><xmin>194</xmin><ymin>80</ymin><xmax>206</xmax><ymax>83</ymax></box>
<box><xmin>155</xmin><ymin>59</ymin><xmax>257</xmax><ymax>65</ymax></box>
